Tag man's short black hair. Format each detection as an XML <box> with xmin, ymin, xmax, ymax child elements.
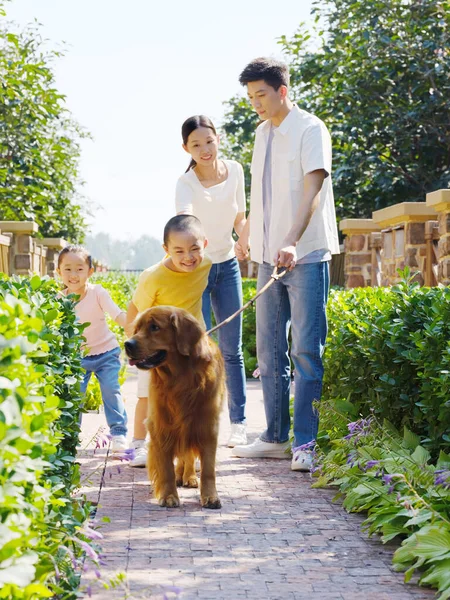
<box><xmin>239</xmin><ymin>57</ymin><xmax>289</xmax><ymax>90</ymax></box>
<box><xmin>163</xmin><ymin>214</ymin><xmax>205</xmax><ymax>246</ymax></box>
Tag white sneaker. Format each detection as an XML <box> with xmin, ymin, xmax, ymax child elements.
<box><xmin>227</xmin><ymin>423</ymin><xmax>247</xmax><ymax>447</ymax></box>
<box><xmin>110</xmin><ymin>435</ymin><xmax>128</xmax><ymax>453</ymax></box>
<box><xmin>232</xmin><ymin>437</ymin><xmax>290</xmax><ymax>459</ymax></box>
<box><xmin>291</xmin><ymin>448</ymin><xmax>313</xmax><ymax>472</ymax></box>
<box><xmin>130</xmin><ymin>439</ymin><xmax>148</xmax><ymax>468</ymax></box>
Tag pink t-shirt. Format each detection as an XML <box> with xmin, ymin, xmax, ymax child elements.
<box><xmin>73</xmin><ymin>283</ymin><xmax>123</xmax><ymax>356</ymax></box>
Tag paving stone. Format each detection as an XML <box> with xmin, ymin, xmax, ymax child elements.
<box><xmin>79</xmin><ymin>376</ymin><xmax>435</xmax><ymax>599</ymax></box>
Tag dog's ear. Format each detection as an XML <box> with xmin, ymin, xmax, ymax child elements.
<box><xmin>170</xmin><ymin>311</ymin><xmax>203</xmax><ymax>356</ymax></box>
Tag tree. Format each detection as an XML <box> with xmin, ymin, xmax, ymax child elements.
<box><xmin>0</xmin><ymin>15</ymin><xmax>87</xmax><ymax>240</ymax></box>
<box><xmin>221</xmin><ymin>0</ymin><xmax>450</xmax><ymax>219</ymax></box>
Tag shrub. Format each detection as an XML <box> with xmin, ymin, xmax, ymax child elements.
<box><xmin>313</xmin><ymin>402</ymin><xmax>450</xmax><ymax>599</ymax></box>
<box><xmin>323</xmin><ymin>275</ymin><xmax>450</xmax><ymax>455</ymax></box>
<box><xmin>0</xmin><ymin>274</ymin><xmax>99</xmax><ymax>599</ymax></box>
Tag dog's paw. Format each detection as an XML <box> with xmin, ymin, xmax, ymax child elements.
<box><xmin>183</xmin><ymin>476</ymin><xmax>199</xmax><ymax>488</ymax></box>
<box><xmin>201</xmin><ymin>496</ymin><xmax>221</xmax><ymax>509</ymax></box>
<box><xmin>159</xmin><ymin>494</ymin><xmax>180</xmax><ymax>508</ymax></box>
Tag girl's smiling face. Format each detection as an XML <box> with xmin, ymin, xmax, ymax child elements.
<box><xmin>183</xmin><ymin>126</ymin><xmax>219</xmax><ymax>166</ymax></box>
<box><xmin>57</xmin><ymin>252</ymin><xmax>94</xmax><ymax>295</ymax></box>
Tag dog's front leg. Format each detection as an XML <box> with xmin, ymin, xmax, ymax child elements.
<box><xmin>199</xmin><ymin>443</ymin><xmax>221</xmax><ymax>509</ymax></box>
<box><xmin>148</xmin><ymin>441</ymin><xmax>179</xmax><ymax>508</ymax></box>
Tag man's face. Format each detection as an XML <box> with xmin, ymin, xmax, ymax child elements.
<box><xmin>246</xmin><ymin>80</ymin><xmax>286</xmax><ymax>121</ymax></box>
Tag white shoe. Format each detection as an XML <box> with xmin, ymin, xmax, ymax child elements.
<box><xmin>111</xmin><ymin>435</ymin><xmax>128</xmax><ymax>453</ymax></box>
<box><xmin>291</xmin><ymin>448</ymin><xmax>313</xmax><ymax>472</ymax></box>
<box><xmin>227</xmin><ymin>423</ymin><xmax>247</xmax><ymax>447</ymax></box>
<box><xmin>130</xmin><ymin>439</ymin><xmax>148</xmax><ymax>468</ymax></box>
<box><xmin>232</xmin><ymin>437</ymin><xmax>290</xmax><ymax>459</ymax></box>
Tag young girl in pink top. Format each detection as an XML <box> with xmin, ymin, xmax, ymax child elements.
<box><xmin>57</xmin><ymin>245</ymin><xmax>128</xmax><ymax>453</ymax></box>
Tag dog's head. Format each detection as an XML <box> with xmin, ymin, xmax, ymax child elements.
<box><xmin>124</xmin><ymin>306</ymin><xmax>211</xmax><ymax>370</ymax></box>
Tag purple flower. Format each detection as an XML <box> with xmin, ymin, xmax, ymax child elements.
<box><xmin>80</xmin><ymin>525</ymin><xmax>103</xmax><ymax>541</ymax></box>
<box><xmin>76</xmin><ymin>539</ymin><xmax>99</xmax><ymax>562</ymax></box>
<box><xmin>345</xmin><ymin>417</ymin><xmax>374</xmax><ymax>440</ymax></box>
<box><xmin>434</xmin><ymin>469</ymin><xmax>450</xmax><ymax>489</ymax></box>
<box><xmin>116</xmin><ymin>448</ymin><xmax>136</xmax><ymax>462</ymax></box>
<box><xmin>162</xmin><ymin>585</ymin><xmax>183</xmax><ymax>599</ymax></box>
<box><xmin>382</xmin><ymin>473</ymin><xmax>404</xmax><ymax>491</ymax></box>
<box><xmin>293</xmin><ymin>440</ymin><xmax>316</xmax><ymax>452</ymax></box>
<box><xmin>363</xmin><ymin>460</ymin><xmax>380</xmax><ymax>471</ymax></box>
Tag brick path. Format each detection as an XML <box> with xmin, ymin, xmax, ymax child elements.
<box><xmin>79</xmin><ymin>373</ymin><xmax>432</xmax><ymax>600</ymax></box>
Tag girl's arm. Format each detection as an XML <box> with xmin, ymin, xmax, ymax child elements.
<box><xmin>97</xmin><ymin>286</ymin><xmax>127</xmax><ymax>328</ymax></box>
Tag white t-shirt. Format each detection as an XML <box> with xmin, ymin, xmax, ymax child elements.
<box><xmin>175</xmin><ymin>159</ymin><xmax>246</xmax><ymax>264</ymax></box>
<box><xmin>250</xmin><ymin>105</ymin><xmax>340</xmax><ymax>264</ymax></box>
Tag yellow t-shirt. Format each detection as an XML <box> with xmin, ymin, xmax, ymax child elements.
<box><xmin>132</xmin><ymin>257</ymin><xmax>212</xmax><ymax>326</ymax></box>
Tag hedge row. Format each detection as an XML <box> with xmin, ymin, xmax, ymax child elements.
<box><xmin>0</xmin><ymin>275</ymin><xmax>98</xmax><ymax>599</ymax></box>
<box><xmin>323</xmin><ymin>276</ymin><xmax>450</xmax><ymax>455</ymax></box>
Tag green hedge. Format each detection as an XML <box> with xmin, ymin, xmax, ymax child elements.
<box><xmin>323</xmin><ymin>276</ymin><xmax>450</xmax><ymax>455</ymax></box>
<box><xmin>0</xmin><ymin>275</ymin><xmax>98</xmax><ymax>599</ymax></box>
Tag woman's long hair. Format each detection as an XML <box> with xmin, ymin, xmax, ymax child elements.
<box><xmin>181</xmin><ymin>115</ymin><xmax>217</xmax><ymax>173</ymax></box>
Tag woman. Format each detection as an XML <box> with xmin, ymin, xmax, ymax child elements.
<box><xmin>175</xmin><ymin>115</ymin><xmax>247</xmax><ymax>447</ymax></box>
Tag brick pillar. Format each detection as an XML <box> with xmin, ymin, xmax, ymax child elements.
<box><xmin>339</xmin><ymin>219</ymin><xmax>381</xmax><ymax>288</ymax></box>
<box><xmin>41</xmin><ymin>238</ymin><xmax>68</xmax><ymax>278</ymax></box>
<box><xmin>0</xmin><ymin>221</ymin><xmax>39</xmax><ymax>276</ymax></box>
<box><xmin>426</xmin><ymin>189</ymin><xmax>450</xmax><ymax>285</ymax></box>
<box><xmin>373</xmin><ymin>202</ymin><xmax>437</xmax><ymax>286</ymax></box>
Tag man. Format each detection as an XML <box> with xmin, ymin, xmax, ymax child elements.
<box><xmin>232</xmin><ymin>57</ymin><xmax>339</xmax><ymax>471</ymax></box>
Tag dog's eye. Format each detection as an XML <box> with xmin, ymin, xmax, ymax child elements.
<box><xmin>150</xmin><ymin>324</ymin><xmax>160</xmax><ymax>332</ymax></box>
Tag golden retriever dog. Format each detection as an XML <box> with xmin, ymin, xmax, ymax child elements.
<box><xmin>124</xmin><ymin>306</ymin><xmax>225</xmax><ymax>509</ymax></box>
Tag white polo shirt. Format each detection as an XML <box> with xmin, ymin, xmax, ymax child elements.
<box><xmin>249</xmin><ymin>105</ymin><xmax>340</xmax><ymax>264</ymax></box>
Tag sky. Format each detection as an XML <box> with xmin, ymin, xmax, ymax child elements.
<box><xmin>6</xmin><ymin>0</ymin><xmax>313</xmax><ymax>242</ymax></box>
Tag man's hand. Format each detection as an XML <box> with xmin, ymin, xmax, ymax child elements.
<box><xmin>274</xmin><ymin>244</ymin><xmax>297</xmax><ymax>270</ymax></box>
<box><xmin>235</xmin><ymin>237</ymin><xmax>249</xmax><ymax>261</ymax></box>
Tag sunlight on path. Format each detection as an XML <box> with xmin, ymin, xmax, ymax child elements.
<box><xmin>78</xmin><ymin>375</ymin><xmax>433</xmax><ymax>600</ymax></box>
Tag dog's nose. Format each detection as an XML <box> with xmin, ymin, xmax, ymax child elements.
<box><xmin>124</xmin><ymin>339</ymin><xmax>136</xmax><ymax>355</ymax></box>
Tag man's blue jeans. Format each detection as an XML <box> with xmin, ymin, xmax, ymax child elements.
<box><xmin>81</xmin><ymin>347</ymin><xmax>128</xmax><ymax>436</ymax></box>
<box><xmin>256</xmin><ymin>261</ymin><xmax>329</xmax><ymax>447</ymax></box>
<box><xmin>202</xmin><ymin>257</ymin><xmax>247</xmax><ymax>424</ymax></box>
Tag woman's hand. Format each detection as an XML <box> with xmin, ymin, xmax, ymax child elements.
<box><xmin>235</xmin><ymin>237</ymin><xmax>249</xmax><ymax>261</ymax></box>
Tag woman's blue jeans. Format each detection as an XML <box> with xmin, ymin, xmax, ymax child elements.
<box><xmin>256</xmin><ymin>261</ymin><xmax>329</xmax><ymax>447</ymax></box>
<box><xmin>202</xmin><ymin>257</ymin><xmax>247</xmax><ymax>424</ymax></box>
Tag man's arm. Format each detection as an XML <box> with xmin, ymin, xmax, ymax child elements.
<box><xmin>275</xmin><ymin>169</ymin><xmax>326</xmax><ymax>269</ymax></box>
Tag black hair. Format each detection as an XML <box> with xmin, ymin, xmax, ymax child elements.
<box><xmin>57</xmin><ymin>245</ymin><xmax>93</xmax><ymax>269</ymax></box>
<box><xmin>239</xmin><ymin>57</ymin><xmax>289</xmax><ymax>90</ymax></box>
<box><xmin>181</xmin><ymin>115</ymin><xmax>217</xmax><ymax>172</ymax></box>
<box><xmin>163</xmin><ymin>215</ymin><xmax>205</xmax><ymax>246</ymax></box>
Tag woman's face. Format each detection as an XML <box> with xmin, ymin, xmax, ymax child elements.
<box><xmin>183</xmin><ymin>126</ymin><xmax>219</xmax><ymax>166</ymax></box>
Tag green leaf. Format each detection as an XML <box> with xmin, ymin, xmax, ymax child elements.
<box><xmin>410</xmin><ymin>445</ymin><xmax>431</xmax><ymax>466</ymax></box>
<box><xmin>403</xmin><ymin>426</ymin><xmax>420</xmax><ymax>450</ymax></box>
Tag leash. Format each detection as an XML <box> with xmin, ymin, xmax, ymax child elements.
<box><xmin>206</xmin><ymin>265</ymin><xmax>288</xmax><ymax>336</ymax></box>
